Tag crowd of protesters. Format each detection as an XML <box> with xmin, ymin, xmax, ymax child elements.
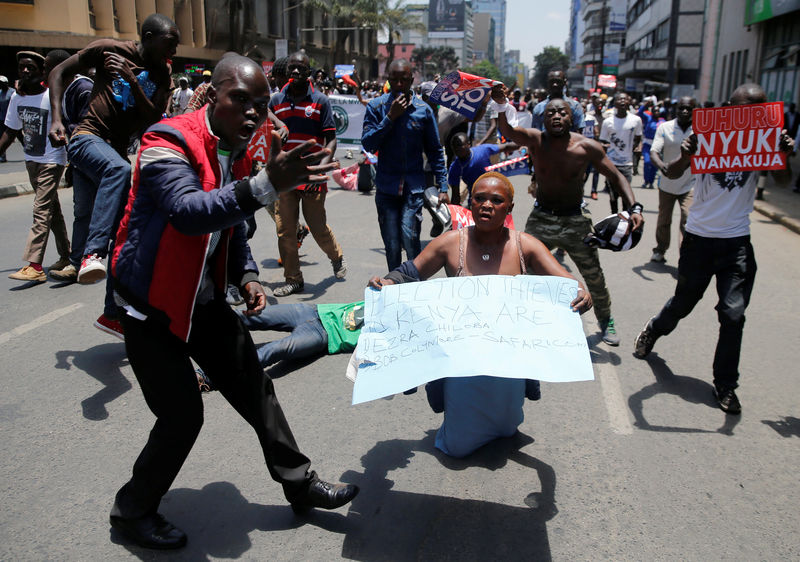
<box><xmin>0</xmin><ymin>11</ymin><xmax>797</xmax><ymax>551</ymax></box>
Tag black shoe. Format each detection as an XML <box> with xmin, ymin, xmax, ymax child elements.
<box><xmin>291</xmin><ymin>476</ymin><xmax>359</xmax><ymax>514</ymax></box>
<box><xmin>525</xmin><ymin>379</ymin><xmax>541</xmax><ymax>401</ymax></box>
<box><xmin>109</xmin><ymin>511</ymin><xmax>187</xmax><ymax>550</ymax></box>
<box><xmin>633</xmin><ymin>320</ymin><xmax>657</xmax><ymax>358</ymax></box>
<box><xmin>713</xmin><ymin>386</ymin><xmax>741</xmax><ymax>415</ymax></box>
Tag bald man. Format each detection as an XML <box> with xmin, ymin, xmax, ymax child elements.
<box><xmin>362</xmin><ymin>59</ymin><xmax>447</xmax><ymax>270</ymax></box>
<box><xmin>107</xmin><ymin>55</ymin><xmax>356</xmax><ymax>550</ymax></box>
<box><xmin>634</xmin><ymin>83</ymin><xmax>795</xmax><ymax>415</ymax></box>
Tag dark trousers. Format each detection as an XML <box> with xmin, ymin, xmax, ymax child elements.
<box><xmin>375</xmin><ymin>189</ymin><xmax>424</xmax><ymax>271</ymax></box>
<box><xmin>115</xmin><ymin>299</ymin><xmax>312</xmax><ymax>518</ymax></box>
<box><xmin>650</xmin><ymin>233</ymin><xmax>757</xmax><ymax>390</ymax></box>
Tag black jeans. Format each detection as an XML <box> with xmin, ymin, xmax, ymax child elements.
<box><xmin>115</xmin><ymin>299</ymin><xmax>312</xmax><ymax>518</ymax></box>
<box><xmin>650</xmin><ymin>232</ymin><xmax>757</xmax><ymax>390</ymax></box>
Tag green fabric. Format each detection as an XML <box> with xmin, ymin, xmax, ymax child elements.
<box><xmin>317</xmin><ymin>301</ymin><xmax>364</xmax><ymax>355</ymax></box>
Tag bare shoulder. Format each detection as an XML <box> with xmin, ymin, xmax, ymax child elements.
<box><xmin>429</xmin><ymin>229</ymin><xmax>460</xmax><ymax>254</ymax></box>
<box><xmin>577</xmin><ymin>136</ymin><xmax>605</xmax><ymax>157</ymax></box>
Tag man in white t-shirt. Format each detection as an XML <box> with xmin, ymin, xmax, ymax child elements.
<box><xmin>169</xmin><ymin>76</ymin><xmax>193</xmax><ymax>115</ymax></box>
<box><xmin>0</xmin><ymin>51</ymin><xmax>70</xmax><ymax>283</ymax></box>
<box><xmin>599</xmin><ymin>92</ymin><xmax>642</xmax><ymax>213</ymax></box>
<box><xmin>648</xmin><ymin>96</ymin><xmax>696</xmax><ymax>262</ymax></box>
<box><xmin>634</xmin><ymin>83</ymin><xmax>794</xmax><ymax>415</ymax></box>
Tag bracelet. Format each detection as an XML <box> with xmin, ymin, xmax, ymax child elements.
<box><xmin>629</xmin><ymin>202</ymin><xmax>643</xmax><ymax>215</ymax></box>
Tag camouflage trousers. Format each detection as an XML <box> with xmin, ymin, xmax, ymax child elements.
<box><xmin>525</xmin><ymin>207</ymin><xmax>612</xmax><ymax>322</ymax></box>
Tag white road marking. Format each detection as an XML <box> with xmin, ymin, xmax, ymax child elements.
<box><xmin>597</xmin><ymin>361</ymin><xmax>634</xmax><ymax>435</ymax></box>
<box><xmin>0</xmin><ymin>303</ymin><xmax>84</xmax><ymax>345</ymax></box>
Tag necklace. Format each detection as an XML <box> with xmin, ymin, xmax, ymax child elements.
<box><xmin>472</xmin><ymin>228</ymin><xmax>508</xmax><ymax>263</ymax></box>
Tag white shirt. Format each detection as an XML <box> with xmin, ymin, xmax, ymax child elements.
<box><xmin>599</xmin><ymin>112</ymin><xmax>642</xmax><ymax>167</ymax></box>
<box><xmin>685</xmin><ymin>171</ymin><xmax>757</xmax><ymax>238</ymax></box>
<box><xmin>172</xmin><ymin>87</ymin><xmax>193</xmax><ymax>115</ymax></box>
<box><xmin>4</xmin><ymin>89</ymin><xmax>66</xmax><ymax>165</ymax></box>
<box><xmin>650</xmin><ymin>119</ymin><xmax>695</xmax><ymax>195</ymax></box>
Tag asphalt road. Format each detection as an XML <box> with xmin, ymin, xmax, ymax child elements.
<box><xmin>1</xmin><ymin>165</ymin><xmax>799</xmax><ymax>561</ymax></box>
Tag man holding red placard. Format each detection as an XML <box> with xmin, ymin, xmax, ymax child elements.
<box><xmin>634</xmin><ymin>83</ymin><xmax>794</xmax><ymax>415</ymax></box>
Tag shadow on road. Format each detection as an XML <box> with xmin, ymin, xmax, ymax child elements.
<box><xmin>632</xmin><ymin>261</ymin><xmax>678</xmax><ymax>282</ymax></box>
<box><xmin>54</xmin><ymin>343</ymin><xmax>132</xmax><ymax>421</ymax></box>
<box><xmin>338</xmin><ymin>430</ymin><xmax>555</xmax><ymax>561</ymax></box>
<box><xmin>587</xmin><ymin>333</ymin><xmax>622</xmax><ymax>366</ymax></box>
<box><xmin>110</xmin><ymin>481</ymin><xmax>351</xmax><ymax>561</ymax></box>
<box><xmin>628</xmin><ymin>352</ymin><xmax>740</xmax><ymax>435</ymax></box>
<box><xmin>762</xmin><ymin>416</ymin><xmax>800</xmax><ymax>438</ymax></box>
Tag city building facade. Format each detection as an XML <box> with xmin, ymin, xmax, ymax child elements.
<box><xmin>473</xmin><ymin>0</ymin><xmax>506</xmax><ymax>72</ymax></box>
<box><xmin>0</xmin><ymin>0</ymin><xmax>377</xmax><ymax>83</ymax></box>
<box><xmin>472</xmin><ymin>12</ymin><xmax>496</xmax><ymax>65</ymax></box>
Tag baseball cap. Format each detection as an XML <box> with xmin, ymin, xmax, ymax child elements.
<box><xmin>419</xmin><ymin>81</ymin><xmax>436</xmax><ymax>97</ymax></box>
<box><xmin>0</xmin><ymin>75</ymin><xmax>8</xmax><ymax>84</ymax></box>
<box><xmin>202</xmin><ymin>70</ymin><xmax>212</xmax><ymax>76</ymax></box>
<box><xmin>583</xmin><ymin>211</ymin><xmax>642</xmax><ymax>251</ymax></box>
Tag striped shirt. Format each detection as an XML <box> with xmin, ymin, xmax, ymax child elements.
<box><xmin>269</xmin><ymin>81</ymin><xmax>335</xmax><ymax>191</ymax></box>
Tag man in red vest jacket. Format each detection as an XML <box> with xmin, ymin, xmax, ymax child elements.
<box><xmin>107</xmin><ymin>54</ymin><xmax>357</xmax><ymax>550</ymax></box>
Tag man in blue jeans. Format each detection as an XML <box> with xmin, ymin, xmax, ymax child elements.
<box><xmin>240</xmin><ymin>301</ymin><xmax>363</xmax><ymax>368</ymax></box>
<box><xmin>361</xmin><ymin>59</ymin><xmax>447</xmax><ymax>270</ymax></box>
<box><xmin>48</xmin><ymin>13</ymin><xmax>177</xmax><ymax>337</ymax></box>
<box><xmin>633</xmin><ymin>83</ymin><xmax>794</xmax><ymax>415</ymax></box>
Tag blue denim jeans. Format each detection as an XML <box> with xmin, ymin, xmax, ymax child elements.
<box><xmin>238</xmin><ymin>304</ymin><xmax>328</xmax><ymax>367</ymax></box>
<box><xmin>67</xmin><ymin>133</ymin><xmax>131</xmax><ymax>259</ymax></box>
<box><xmin>375</xmin><ymin>189</ymin><xmax>424</xmax><ymax>271</ymax></box>
<box><xmin>68</xmin><ymin>165</ymin><xmax>95</xmax><ymax>267</ymax></box>
<box><xmin>649</xmin><ymin>233</ymin><xmax>757</xmax><ymax>390</ymax></box>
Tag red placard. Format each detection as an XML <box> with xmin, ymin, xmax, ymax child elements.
<box><xmin>448</xmin><ymin>205</ymin><xmax>515</xmax><ymax>230</ymax></box>
<box><xmin>246</xmin><ymin>120</ymin><xmax>273</xmax><ymax>163</ymax></box>
<box><xmin>262</xmin><ymin>61</ymin><xmax>273</xmax><ymax>76</ymax></box>
<box><xmin>691</xmin><ymin>101</ymin><xmax>786</xmax><ymax>173</ymax></box>
<box><xmin>597</xmin><ymin>74</ymin><xmax>616</xmax><ymax>88</ymax></box>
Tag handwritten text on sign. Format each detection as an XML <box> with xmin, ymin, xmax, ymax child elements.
<box><xmin>352</xmin><ymin>275</ymin><xmax>593</xmax><ymax>404</ymax></box>
<box><xmin>691</xmin><ymin>102</ymin><xmax>785</xmax><ymax>173</ymax></box>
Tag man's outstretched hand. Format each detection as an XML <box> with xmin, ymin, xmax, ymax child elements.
<box><xmin>266</xmin><ymin>130</ymin><xmax>339</xmax><ymax>192</ymax></box>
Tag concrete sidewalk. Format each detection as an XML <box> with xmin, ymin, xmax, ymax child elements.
<box><xmin>2</xmin><ymin>139</ymin><xmax>800</xmax><ymax>234</ymax></box>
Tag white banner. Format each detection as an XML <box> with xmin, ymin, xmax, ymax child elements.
<box><xmin>329</xmin><ymin>94</ymin><xmax>366</xmax><ymax>151</ymax></box>
<box><xmin>352</xmin><ymin>275</ymin><xmax>593</xmax><ymax>404</ymax></box>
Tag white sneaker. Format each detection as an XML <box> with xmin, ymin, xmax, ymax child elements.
<box><xmin>78</xmin><ymin>253</ymin><xmax>106</xmax><ymax>284</ymax></box>
<box><xmin>650</xmin><ymin>251</ymin><xmax>666</xmax><ymax>263</ymax></box>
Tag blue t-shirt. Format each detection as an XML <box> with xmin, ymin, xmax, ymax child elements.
<box><xmin>435</xmin><ymin>376</ymin><xmax>525</xmax><ymax>458</ymax></box>
<box><xmin>448</xmin><ymin>144</ymin><xmax>501</xmax><ymax>202</ymax></box>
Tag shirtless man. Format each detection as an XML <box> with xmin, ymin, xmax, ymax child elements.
<box><xmin>369</xmin><ymin>172</ymin><xmax>592</xmax><ymax>456</ymax></box>
<box><xmin>490</xmin><ymin>84</ymin><xmax>644</xmax><ymax>345</ymax></box>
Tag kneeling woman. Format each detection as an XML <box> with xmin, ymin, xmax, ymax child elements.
<box><xmin>368</xmin><ymin>172</ymin><xmax>593</xmax><ymax>457</ymax></box>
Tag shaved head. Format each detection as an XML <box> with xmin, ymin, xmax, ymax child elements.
<box><xmin>388</xmin><ymin>59</ymin><xmax>412</xmax><ymax>74</ymax></box>
<box><xmin>212</xmin><ymin>54</ymin><xmax>265</xmax><ymax>89</ymax></box>
<box><xmin>730</xmin><ymin>83</ymin><xmax>766</xmax><ymax>105</ymax></box>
